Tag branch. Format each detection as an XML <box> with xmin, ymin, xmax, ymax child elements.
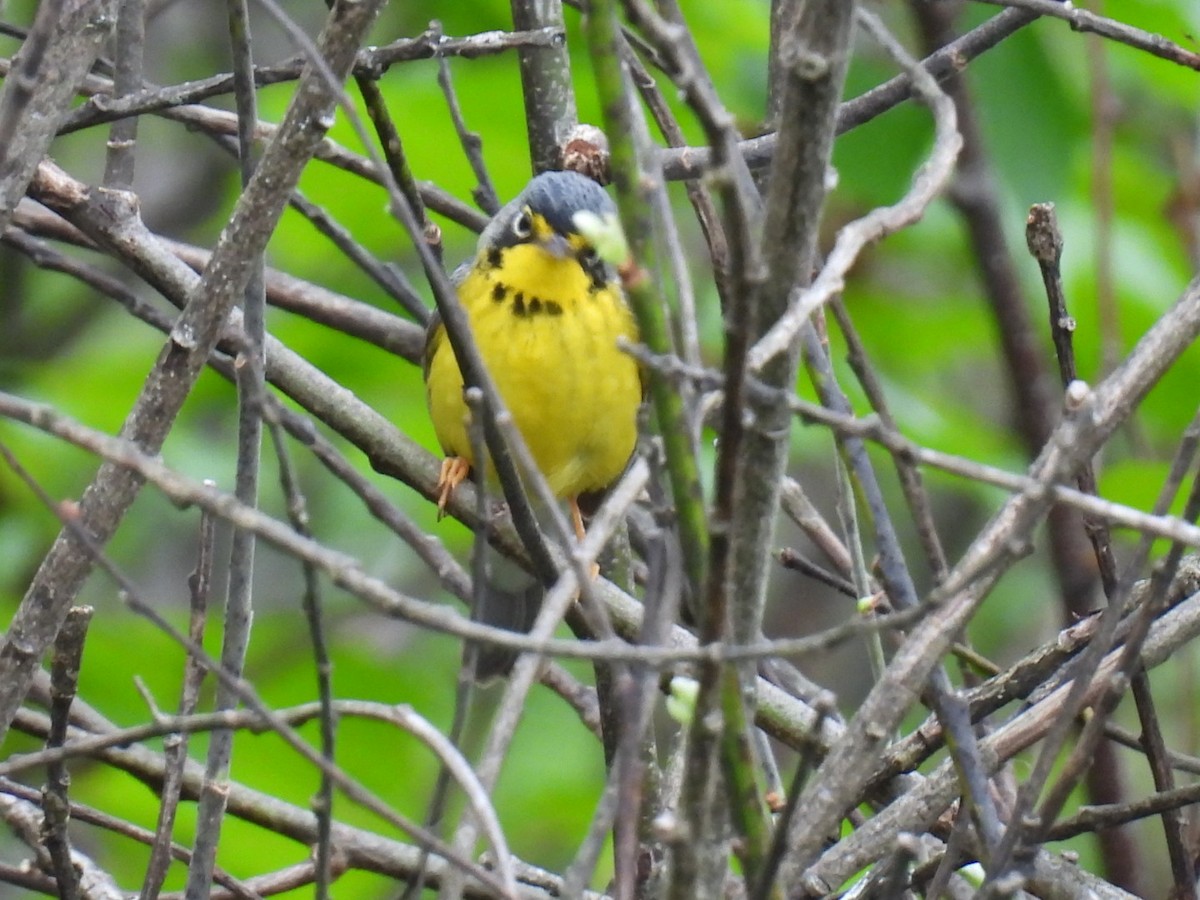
<box><xmin>973</xmin><ymin>0</ymin><xmax>1200</xmax><ymax>69</ymax></box>
<box><xmin>747</xmin><ymin>9</ymin><xmax>962</xmax><ymax>372</ymax></box>
<box><xmin>0</xmin><ymin>0</ymin><xmax>388</xmax><ymax>748</ymax></box>
<box><xmin>804</xmin><ymin>583</ymin><xmax>1200</xmax><ymax>891</ymax></box>
<box><xmin>0</xmin><ymin>0</ymin><xmax>116</xmax><ymax>232</ymax></box>
<box><xmin>510</xmin><ymin>0</ymin><xmax>577</xmax><ymax>173</ymax></box>
<box><xmin>657</xmin><ymin>8</ymin><xmax>1037</xmax><ymax>180</ymax></box>
<box><xmin>57</xmin><ymin>26</ymin><xmax>566</xmax><ymax>133</ymax></box>
<box><xmin>778</xmin><ymin>273</ymin><xmax>1200</xmax><ymax>878</ymax></box>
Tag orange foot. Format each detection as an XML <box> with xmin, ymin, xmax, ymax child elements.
<box><xmin>436</xmin><ymin>457</ymin><xmax>471</xmax><ymax>520</ymax></box>
<box><xmin>569</xmin><ymin>497</ymin><xmax>600</xmax><ymax>580</ymax></box>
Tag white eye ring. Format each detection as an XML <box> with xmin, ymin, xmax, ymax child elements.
<box><xmin>512</xmin><ymin>210</ymin><xmax>533</xmax><ymax>240</ymax></box>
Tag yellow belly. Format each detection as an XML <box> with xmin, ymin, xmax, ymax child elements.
<box><xmin>425</xmin><ymin>244</ymin><xmax>641</xmax><ymax>498</ymax></box>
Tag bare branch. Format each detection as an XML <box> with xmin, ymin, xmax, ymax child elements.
<box><xmin>0</xmin><ymin>0</ymin><xmax>387</xmax><ymax>747</ymax></box>
<box><xmin>0</xmin><ymin>0</ymin><xmax>117</xmax><ymax>231</ymax></box>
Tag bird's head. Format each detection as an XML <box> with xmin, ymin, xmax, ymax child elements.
<box><xmin>480</xmin><ymin>170</ymin><xmax>628</xmax><ymax>274</ymax></box>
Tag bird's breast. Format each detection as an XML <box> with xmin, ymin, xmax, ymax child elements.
<box><xmin>429</xmin><ymin>245</ymin><xmax>641</xmax><ymax>497</ymax></box>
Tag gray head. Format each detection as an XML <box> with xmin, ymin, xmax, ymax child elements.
<box><xmin>478</xmin><ymin>170</ymin><xmax>618</xmax><ymax>258</ymax></box>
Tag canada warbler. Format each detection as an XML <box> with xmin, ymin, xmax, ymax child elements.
<box><xmin>424</xmin><ymin>170</ymin><xmax>641</xmax><ymax>542</ymax></box>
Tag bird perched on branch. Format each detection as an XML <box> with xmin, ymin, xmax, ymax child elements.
<box><xmin>423</xmin><ymin>169</ymin><xmax>641</xmax><ymax>676</ymax></box>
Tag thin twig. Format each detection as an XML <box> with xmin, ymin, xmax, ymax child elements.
<box><xmin>751</xmin><ymin>694</ymin><xmax>836</xmax><ymax>900</ymax></box>
<box><xmin>0</xmin><ymin>792</ymin><xmax>122</xmax><ymax>900</ymax></box>
<box><xmin>435</xmin><ymin>33</ymin><xmax>498</xmax><ymax>214</ymax></box>
<box><xmin>657</xmin><ymin>8</ymin><xmax>1038</xmax><ymax>180</ymax></box>
<box><xmin>9</xmin><ymin>203</ymin><xmax>427</xmax><ymax>355</ymax></box>
<box><xmin>140</xmin><ymin>503</ymin><xmax>217</xmax><ymax>900</ymax></box>
<box><xmin>779</xmin><ymin>267</ymin><xmax>1200</xmax><ymax>880</ymax></box>
<box><xmin>592</xmin><ymin>0</ymin><xmax>713</xmax><ymax>616</ymax></box>
<box><xmin>748</xmin><ymin>6</ymin><xmax>962</xmax><ymax>373</ymax></box>
<box><xmin>4</xmin><ymin>705</ymin><xmax>581</xmax><ymax>898</ymax></box>
<box><xmin>1027</xmin><ymin>200</ymin><xmax>1193</xmax><ymax>892</ymax></box>
<box><xmin>101</xmin><ymin>0</ymin><xmax>144</xmax><ymax>189</ymax></box>
<box><xmin>41</xmin><ymin>605</ymin><xmax>93</xmax><ymax>900</ymax></box>
<box><xmin>830</xmin><ymin>297</ymin><xmax>949</xmax><ymax>581</ymax></box>
<box><xmin>989</xmin><ymin>409</ymin><xmax>1200</xmax><ymax>885</ymax></box>
<box><xmin>187</xmin><ymin>0</ymin><xmax>267</xmax><ymax>891</ymax></box>
<box><xmin>804</xmin><ymin>583</ymin><xmax>1200</xmax><ymax>892</ymax></box>
<box><xmin>974</xmin><ymin>0</ymin><xmax>1200</xmax><ymax>69</ymax></box>
<box><xmin>267</xmin><ymin>418</ymin><xmax>337</xmax><ymax>900</ymax></box>
<box><xmin>0</xmin><ymin>0</ymin><xmax>388</xmax><ymax>750</ymax></box>
<box><xmin>0</xmin><ymin>442</ymin><xmax>517</xmax><ymax>896</ymax></box>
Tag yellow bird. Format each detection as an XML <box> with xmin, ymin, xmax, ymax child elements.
<box><xmin>424</xmin><ymin>170</ymin><xmax>642</xmax><ymax>545</ymax></box>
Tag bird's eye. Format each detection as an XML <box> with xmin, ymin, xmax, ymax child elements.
<box><xmin>512</xmin><ymin>210</ymin><xmax>533</xmax><ymax>240</ymax></box>
<box><xmin>578</xmin><ymin>246</ymin><xmax>606</xmax><ymax>284</ymax></box>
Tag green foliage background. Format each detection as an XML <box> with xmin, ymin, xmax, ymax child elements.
<box><xmin>1</xmin><ymin>0</ymin><xmax>1199</xmax><ymax>894</ymax></box>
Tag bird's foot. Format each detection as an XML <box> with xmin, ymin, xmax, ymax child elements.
<box><xmin>568</xmin><ymin>497</ymin><xmax>600</xmax><ymax>579</ymax></box>
<box><xmin>435</xmin><ymin>457</ymin><xmax>471</xmax><ymax>519</ymax></box>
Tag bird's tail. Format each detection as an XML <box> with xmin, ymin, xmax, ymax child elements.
<box><xmin>464</xmin><ymin>555</ymin><xmax>544</xmax><ymax>682</ymax></box>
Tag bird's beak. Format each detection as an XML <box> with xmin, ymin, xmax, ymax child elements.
<box><xmin>537</xmin><ymin>232</ymin><xmax>574</xmax><ymax>259</ymax></box>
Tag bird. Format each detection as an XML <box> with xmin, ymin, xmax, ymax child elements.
<box><xmin>424</xmin><ymin>169</ymin><xmax>641</xmax><ymax>540</ymax></box>
<box><xmin>423</xmin><ymin>170</ymin><xmax>642</xmax><ymax>676</ymax></box>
